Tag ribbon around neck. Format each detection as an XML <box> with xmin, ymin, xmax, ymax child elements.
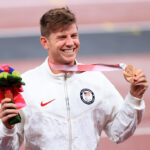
<box><xmin>49</xmin><ymin>63</ymin><xmax>127</xmax><ymax>72</ymax></box>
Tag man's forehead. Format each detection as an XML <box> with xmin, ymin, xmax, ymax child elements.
<box><xmin>52</xmin><ymin>24</ymin><xmax>78</xmax><ymax>35</ymax></box>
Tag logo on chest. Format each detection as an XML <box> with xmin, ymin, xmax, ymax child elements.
<box><xmin>80</xmin><ymin>88</ymin><xmax>95</xmax><ymax>105</ymax></box>
<box><xmin>41</xmin><ymin>99</ymin><xmax>55</xmax><ymax>107</ymax></box>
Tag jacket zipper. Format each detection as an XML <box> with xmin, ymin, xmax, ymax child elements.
<box><xmin>64</xmin><ymin>73</ymin><xmax>72</xmax><ymax>150</ymax></box>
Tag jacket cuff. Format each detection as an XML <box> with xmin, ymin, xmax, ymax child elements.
<box><xmin>125</xmin><ymin>92</ymin><xmax>145</xmax><ymax>110</ymax></box>
<box><xmin>2</xmin><ymin>124</ymin><xmax>16</xmax><ymax>136</ymax></box>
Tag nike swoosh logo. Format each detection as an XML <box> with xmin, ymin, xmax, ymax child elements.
<box><xmin>41</xmin><ymin>99</ymin><xmax>55</xmax><ymax>107</ymax></box>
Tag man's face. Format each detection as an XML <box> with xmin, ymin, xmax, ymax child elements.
<box><xmin>43</xmin><ymin>23</ymin><xmax>80</xmax><ymax>65</ymax></box>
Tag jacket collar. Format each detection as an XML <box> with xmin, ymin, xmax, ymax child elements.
<box><xmin>43</xmin><ymin>57</ymin><xmax>76</xmax><ymax>80</ymax></box>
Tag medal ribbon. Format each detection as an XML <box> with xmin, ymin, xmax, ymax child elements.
<box><xmin>49</xmin><ymin>63</ymin><xmax>127</xmax><ymax>72</ymax></box>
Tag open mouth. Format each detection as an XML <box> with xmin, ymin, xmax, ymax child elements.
<box><xmin>62</xmin><ymin>48</ymin><xmax>75</xmax><ymax>54</ymax></box>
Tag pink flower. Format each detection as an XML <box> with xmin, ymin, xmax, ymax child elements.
<box><xmin>0</xmin><ymin>64</ymin><xmax>10</xmax><ymax>72</ymax></box>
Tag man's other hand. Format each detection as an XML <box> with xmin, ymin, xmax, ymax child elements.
<box><xmin>123</xmin><ymin>65</ymin><xmax>148</xmax><ymax>99</ymax></box>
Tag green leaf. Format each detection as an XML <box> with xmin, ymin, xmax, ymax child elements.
<box><xmin>12</xmin><ymin>71</ymin><xmax>21</xmax><ymax>78</ymax></box>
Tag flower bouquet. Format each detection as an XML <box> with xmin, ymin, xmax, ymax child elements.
<box><xmin>0</xmin><ymin>64</ymin><xmax>26</xmax><ymax>125</ymax></box>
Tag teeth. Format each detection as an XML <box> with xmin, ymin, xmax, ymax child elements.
<box><xmin>63</xmin><ymin>49</ymin><xmax>74</xmax><ymax>53</ymax></box>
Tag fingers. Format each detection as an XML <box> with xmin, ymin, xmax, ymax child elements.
<box><xmin>1</xmin><ymin>113</ymin><xmax>18</xmax><ymax>124</ymax></box>
<box><xmin>129</xmin><ymin>68</ymin><xmax>148</xmax><ymax>98</ymax></box>
<box><xmin>0</xmin><ymin>98</ymin><xmax>18</xmax><ymax>128</ymax></box>
<box><xmin>133</xmin><ymin>69</ymin><xmax>144</xmax><ymax>81</ymax></box>
<box><xmin>124</xmin><ymin>65</ymin><xmax>148</xmax><ymax>98</ymax></box>
<box><xmin>133</xmin><ymin>69</ymin><xmax>148</xmax><ymax>87</ymax></box>
<box><xmin>0</xmin><ymin>108</ymin><xmax>19</xmax><ymax>117</ymax></box>
<box><xmin>124</xmin><ymin>67</ymin><xmax>148</xmax><ymax>85</ymax></box>
<box><xmin>130</xmin><ymin>87</ymin><xmax>146</xmax><ymax>99</ymax></box>
<box><xmin>1</xmin><ymin>98</ymin><xmax>17</xmax><ymax>110</ymax></box>
<box><xmin>1</xmin><ymin>98</ymin><xmax>12</xmax><ymax>105</ymax></box>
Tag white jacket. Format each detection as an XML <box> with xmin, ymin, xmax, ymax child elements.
<box><xmin>0</xmin><ymin>58</ymin><xmax>145</xmax><ymax>150</ymax></box>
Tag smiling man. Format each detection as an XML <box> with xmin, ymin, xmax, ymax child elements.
<box><xmin>40</xmin><ymin>8</ymin><xmax>80</xmax><ymax>71</ymax></box>
<box><xmin>0</xmin><ymin>7</ymin><xmax>148</xmax><ymax>150</ymax></box>
<box><xmin>41</xmin><ymin>24</ymin><xmax>80</xmax><ymax>66</ymax></box>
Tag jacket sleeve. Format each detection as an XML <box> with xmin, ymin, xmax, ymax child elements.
<box><xmin>102</xmin><ymin>81</ymin><xmax>145</xmax><ymax>143</ymax></box>
<box><xmin>0</xmin><ymin>109</ymin><xmax>25</xmax><ymax>150</ymax></box>
<box><xmin>95</xmin><ymin>72</ymin><xmax>145</xmax><ymax>144</ymax></box>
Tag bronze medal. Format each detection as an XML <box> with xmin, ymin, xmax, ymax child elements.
<box><xmin>124</xmin><ymin>65</ymin><xmax>136</xmax><ymax>83</ymax></box>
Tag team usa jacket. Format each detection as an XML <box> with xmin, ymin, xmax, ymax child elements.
<box><xmin>0</xmin><ymin>58</ymin><xmax>145</xmax><ymax>150</ymax></box>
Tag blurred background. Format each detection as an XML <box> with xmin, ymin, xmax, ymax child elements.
<box><xmin>0</xmin><ymin>0</ymin><xmax>150</xmax><ymax>149</ymax></box>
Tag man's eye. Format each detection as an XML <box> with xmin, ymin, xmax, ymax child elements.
<box><xmin>59</xmin><ymin>36</ymin><xmax>66</xmax><ymax>39</ymax></box>
<box><xmin>72</xmin><ymin>34</ymin><xmax>78</xmax><ymax>38</ymax></box>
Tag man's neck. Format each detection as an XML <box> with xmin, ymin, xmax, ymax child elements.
<box><xmin>48</xmin><ymin>59</ymin><xmax>75</xmax><ymax>74</ymax></box>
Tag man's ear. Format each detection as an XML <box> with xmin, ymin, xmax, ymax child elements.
<box><xmin>40</xmin><ymin>36</ymin><xmax>49</xmax><ymax>50</ymax></box>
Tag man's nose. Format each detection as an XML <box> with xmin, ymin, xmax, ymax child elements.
<box><xmin>65</xmin><ymin>37</ymin><xmax>74</xmax><ymax>46</ymax></box>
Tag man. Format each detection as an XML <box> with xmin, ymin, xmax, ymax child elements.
<box><xmin>0</xmin><ymin>7</ymin><xmax>148</xmax><ymax>150</ymax></box>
